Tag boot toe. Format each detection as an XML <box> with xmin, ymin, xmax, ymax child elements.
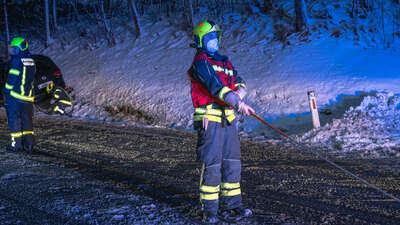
<box><xmin>220</xmin><ymin>207</ymin><xmax>252</xmax><ymax>221</ymax></box>
<box><xmin>203</xmin><ymin>213</ymin><xmax>220</xmax><ymax>224</ymax></box>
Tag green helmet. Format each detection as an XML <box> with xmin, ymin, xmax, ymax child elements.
<box><xmin>10</xmin><ymin>37</ymin><xmax>29</xmax><ymax>51</ymax></box>
<box><xmin>193</xmin><ymin>20</ymin><xmax>221</xmax><ymax>48</ymax></box>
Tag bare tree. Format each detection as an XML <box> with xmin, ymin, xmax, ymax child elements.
<box><xmin>3</xmin><ymin>0</ymin><xmax>10</xmax><ymax>59</ymax></box>
<box><xmin>45</xmin><ymin>0</ymin><xmax>53</xmax><ymax>47</ymax></box>
<box><xmin>106</xmin><ymin>0</ymin><xmax>112</xmax><ymax>16</ymax></box>
<box><xmin>166</xmin><ymin>0</ymin><xmax>176</xmax><ymax>18</ymax></box>
<box><xmin>53</xmin><ymin>0</ymin><xmax>58</xmax><ymax>30</ymax></box>
<box><xmin>295</xmin><ymin>0</ymin><xmax>309</xmax><ymax>32</ymax></box>
<box><xmin>128</xmin><ymin>0</ymin><xmax>141</xmax><ymax>38</ymax></box>
<box><xmin>379</xmin><ymin>0</ymin><xmax>385</xmax><ymax>47</ymax></box>
<box><xmin>99</xmin><ymin>0</ymin><xmax>115</xmax><ymax>46</ymax></box>
<box><xmin>263</xmin><ymin>0</ymin><xmax>274</xmax><ymax>13</ymax></box>
<box><xmin>69</xmin><ymin>0</ymin><xmax>80</xmax><ymax>22</ymax></box>
<box><xmin>351</xmin><ymin>0</ymin><xmax>371</xmax><ymax>18</ymax></box>
<box><xmin>186</xmin><ymin>0</ymin><xmax>194</xmax><ymax>30</ymax></box>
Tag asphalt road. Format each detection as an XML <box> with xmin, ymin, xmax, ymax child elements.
<box><xmin>0</xmin><ymin>111</ymin><xmax>399</xmax><ymax>224</ymax></box>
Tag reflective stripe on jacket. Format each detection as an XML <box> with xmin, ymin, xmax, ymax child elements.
<box><xmin>188</xmin><ymin>51</ymin><xmax>236</xmax><ymax>108</ymax></box>
<box><xmin>194</xmin><ymin>104</ymin><xmax>236</xmax><ymax>123</ymax></box>
<box><xmin>4</xmin><ymin>52</ymin><xmax>36</xmax><ymax>102</ymax></box>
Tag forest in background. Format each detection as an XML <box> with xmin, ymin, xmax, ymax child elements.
<box><xmin>2</xmin><ymin>0</ymin><xmax>400</xmax><ymax>60</ymax></box>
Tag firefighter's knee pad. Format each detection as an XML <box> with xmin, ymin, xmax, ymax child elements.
<box><xmin>222</xmin><ymin>159</ymin><xmax>241</xmax><ymax>181</ymax></box>
<box><xmin>202</xmin><ymin>163</ymin><xmax>221</xmax><ymax>185</ymax></box>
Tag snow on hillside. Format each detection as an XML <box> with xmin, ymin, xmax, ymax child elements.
<box><xmin>300</xmin><ymin>92</ymin><xmax>400</xmax><ymax>158</ymax></box>
<box><xmin>24</xmin><ymin>1</ymin><xmax>400</xmax><ymax>157</ymax></box>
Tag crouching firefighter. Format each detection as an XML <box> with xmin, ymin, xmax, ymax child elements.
<box><xmin>3</xmin><ymin>37</ymin><xmax>36</xmax><ymax>153</ymax></box>
<box><xmin>44</xmin><ymin>83</ymin><xmax>72</xmax><ymax>115</ymax></box>
<box><xmin>188</xmin><ymin>20</ymin><xmax>254</xmax><ymax>223</ymax></box>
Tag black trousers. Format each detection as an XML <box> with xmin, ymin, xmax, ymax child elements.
<box><xmin>5</xmin><ymin>96</ymin><xmax>34</xmax><ymax>150</ymax></box>
<box><xmin>195</xmin><ymin>119</ymin><xmax>243</xmax><ymax>216</ymax></box>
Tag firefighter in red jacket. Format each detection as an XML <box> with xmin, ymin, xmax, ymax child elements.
<box><xmin>188</xmin><ymin>20</ymin><xmax>254</xmax><ymax>223</ymax></box>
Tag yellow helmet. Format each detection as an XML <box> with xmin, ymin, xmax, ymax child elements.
<box><xmin>193</xmin><ymin>20</ymin><xmax>221</xmax><ymax>48</ymax></box>
<box><xmin>10</xmin><ymin>37</ymin><xmax>28</xmax><ymax>51</ymax></box>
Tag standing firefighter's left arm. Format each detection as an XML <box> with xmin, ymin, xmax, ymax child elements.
<box><xmin>3</xmin><ymin>59</ymin><xmax>23</xmax><ymax>95</ymax></box>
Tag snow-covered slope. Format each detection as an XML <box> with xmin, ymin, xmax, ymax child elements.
<box><xmin>24</xmin><ymin>2</ymin><xmax>400</xmax><ymax>159</ymax></box>
<box><xmin>300</xmin><ymin>92</ymin><xmax>400</xmax><ymax>158</ymax></box>
<box><xmin>34</xmin><ymin>17</ymin><xmax>400</xmax><ymax>123</ymax></box>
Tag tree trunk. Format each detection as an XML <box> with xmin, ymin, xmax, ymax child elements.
<box><xmin>3</xmin><ymin>0</ymin><xmax>10</xmax><ymax>59</ymax></box>
<box><xmin>128</xmin><ymin>0</ymin><xmax>141</xmax><ymax>38</ymax></box>
<box><xmin>45</xmin><ymin>0</ymin><xmax>52</xmax><ymax>47</ymax></box>
<box><xmin>106</xmin><ymin>0</ymin><xmax>112</xmax><ymax>16</ymax></box>
<box><xmin>186</xmin><ymin>0</ymin><xmax>194</xmax><ymax>30</ymax></box>
<box><xmin>166</xmin><ymin>0</ymin><xmax>176</xmax><ymax>18</ymax></box>
<box><xmin>70</xmin><ymin>0</ymin><xmax>80</xmax><ymax>22</ymax></box>
<box><xmin>380</xmin><ymin>0</ymin><xmax>385</xmax><ymax>48</ymax></box>
<box><xmin>295</xmin><ymin>0</ymin><xmax>309</xmax><ymax>32</ymax></box>
<box><xmin>99</xmin><ymin>0</ymin><xmax>115</xmax><ymax>46</ymax></box>
<box><xmin>263</xmin><ymin>0</ymin><xmax>274</xmax><ymax>13</ymax></box>
<box><xmin>352</xmin><ymin>0</ymin><xmax>372</xmax><ymax>18</ymax></box>
<box><xmin>351</xmin><ymin>0</ymin><xmax>358</xmax><ymax>18</ymax></box>
<box><xmin>52</xmin><ymin>0</ymin><xmax>58</xmax><ymax>30</ymax></box>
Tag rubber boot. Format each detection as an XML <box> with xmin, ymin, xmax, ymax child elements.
<box><xmin>220</xmin><ymin>207</ymin><xmax>252</xmax><ymax>222</ymax></box>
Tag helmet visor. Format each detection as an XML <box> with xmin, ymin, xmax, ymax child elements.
<box><xmin>209</xmin><ymin>24</ymin><xmax>220</xmax><ymax>33</ymax></box>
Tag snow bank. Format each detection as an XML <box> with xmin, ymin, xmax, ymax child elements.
<box><xmin>300</xmin><ymin>92</ymin><xmax>400</xmax><ymax>158</ymax></box>
<box><xmin>33</xmin><ymin>16</ymin><xmax>400</xmax><ymax>130</ymax></box>
<box><xmin>25</xmin><ymin>2</ymin><xmax>400</xmax><ymax>135</ymax></box>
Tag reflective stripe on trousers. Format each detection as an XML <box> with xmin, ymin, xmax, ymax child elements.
<box><xmin>5</xmin><ymin>98</ymin><xmax>34</xmax><ymax>150</ymax></box>
<box><xmin>194</xmin><ymin>104</ymin><xmax>236</xmax><ymax>123</ymax></box>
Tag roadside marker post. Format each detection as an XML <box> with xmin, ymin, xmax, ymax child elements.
<box><xmin>307</xmin><ymin>91</ymin><xmax>320</xmax><ymax>129</ymax></box>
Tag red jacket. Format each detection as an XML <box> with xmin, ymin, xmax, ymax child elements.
<box><xmin>188</xmin><ymin>51</ymin><xmax>236</xmax><ymax>107</ymax></box>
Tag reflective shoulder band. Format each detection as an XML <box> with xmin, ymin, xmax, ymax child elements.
<box><xmin>5</xmin><ymin>83</ymin><xmax>13</xmax><ymax>90</ymax></box>
<box><xmin>9</xmin><ymin>68</ymin><xmax>20</xmax><ymax>75</ymax></box>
